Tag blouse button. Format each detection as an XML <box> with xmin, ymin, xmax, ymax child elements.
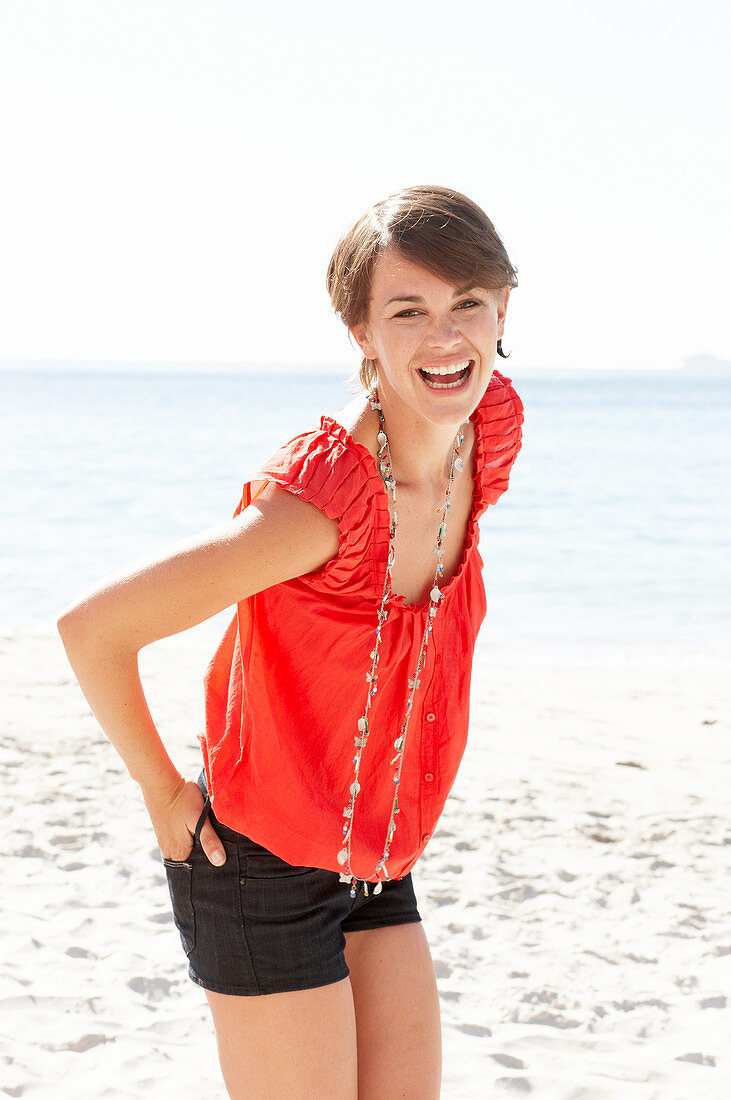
<box><xmin>426</xmin><ymin>712</ymin><xmax>436</xmax><ymax>723</ymax></box>
<box><xmin>422</xmin><ymin>833</ymin><xmax>432</xmax><ymax>843</ymax></box>
<box><xmin>424</xmin><ymin>772</ymin><xmax>434</xmax><ymax>783</ymax></box>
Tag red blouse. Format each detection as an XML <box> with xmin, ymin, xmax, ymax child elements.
<box><xmin>199</xmin><ymin>369</ymin><xmax>524</xmax><ymax>881</ymax></box>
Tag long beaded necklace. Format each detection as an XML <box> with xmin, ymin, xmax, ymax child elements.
<box><xmin>337</xmin><ymin>390</ymin><xmax>467</xmax><ymax>897</ymax></box>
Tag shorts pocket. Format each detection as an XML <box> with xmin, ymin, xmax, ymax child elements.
<box><xmin>163</xmin><ymin>859</ymin><xmax>196</xmax><ymax>955</ymax></box>
<box><xmin>243</xmin><ymin>851</ymin><xmax>317</xmax><ymax>879</ymax></box>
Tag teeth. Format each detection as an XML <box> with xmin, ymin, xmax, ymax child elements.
<box><xmin>420</xmin><ymin>361</ymin><xmax>471</xmax><ymax>376</ymax></box>
<box><xmin>423</xmin><ymin>375</ymin><xmax>466</xmax><ymax>389</ymax></box>
<box><xmin>420</xmin><ymin>362</ymin><xmax>472</xmax><ymax>389</ymax></box>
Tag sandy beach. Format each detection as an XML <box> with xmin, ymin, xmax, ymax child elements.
<box><xmin>2</xmin><ymin>624</ymin><xmax>729</xmax><ymax>1099</ymax></box>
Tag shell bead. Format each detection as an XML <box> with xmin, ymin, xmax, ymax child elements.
<box><xmin>338</xmin><ymin>392</ymin><xmax>467</xmax><ymax>888</ymax></box>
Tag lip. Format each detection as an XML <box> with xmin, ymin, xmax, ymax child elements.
<box><xmin>416</xmin><ymin>357</ymin><xmax>473</xmax><ymax>374</ymax></box>
<box><xmin>416</xmin><ymin>359</ymin><xmax>474</xmax><ymax>391</ymax></box>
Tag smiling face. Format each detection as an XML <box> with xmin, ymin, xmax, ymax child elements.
<box><xmin>351</xmin><ymin>247</ymin><xmax>510</xmax><ymax>429</ymax></box>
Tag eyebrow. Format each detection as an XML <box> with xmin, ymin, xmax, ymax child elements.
<box><xmin>385</xmin><ymin>284</ymin><xmax>479</xmax><ymax>306</ymax></box>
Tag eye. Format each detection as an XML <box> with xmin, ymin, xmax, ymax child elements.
<box><xmin>392</xmin><ymin>308</ymin><xmax>422</xmax><ymax>319</ymax></box>
<box><xmin>455</xmin><ymin>298</ymin><xmax>482</xmax><ymax>310</ymax></box>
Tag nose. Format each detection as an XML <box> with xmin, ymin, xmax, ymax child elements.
<box><xmin>425</xmin><ymin>311</ymin><xmax>462</xmax><ymax>350</ymax></box>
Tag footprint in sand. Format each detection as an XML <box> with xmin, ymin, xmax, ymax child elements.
<box><xmin>128</xmin><ymin>976</ymin><xmax>175</xmax><ymax>1001</ymax></box>
<box><xmin>457</xmin><ymin>1023</ymin><xmax>491</xmax><ymax>1037</ymax></box>
<box><xmin>49</xmin><ymin>835</ymin><xmax>83</xmax><ymax>849</ymax></box>
<box><xmin>676</xmin><ymin>1052</ymin><xmax>716</xmax><ymax>1066</ymax></box>
<box><xmin>149</xmin><ymin>911</ymin><xmax>175</xmax><ymax>925</ymax></box>
<box><xmin>60</xmin><ymin>1033</ymin><xmax>112</xmax><ymax>1052</ymax></box>
<box><xmin>491</xmin><ymin>1054</ymin><xmax>525</xmax><ymax>1069</ymax></box>
<box><xmin>699</xmin><ymin>995</ymin><xmax>726</xmax><ymax>1009</ymax></box>
<box><xmin>524</xmin><ymin>1010</ymin><xmax>580</xmax><ymax>1029</ymax></box>
<box><xmin>429</xmin><ymin>894</ymin><xmax>458</xmax><ymax>907</ymax></box>
<box><xmin>497</xmin><ymin>884</ymin><xmax>540</xmax><ymax>902</ymax></box>
<box><xmin>496</xmin><ymin>1077</ymin><xmax>532</xmax><ymax>1093</ymax></box>
<box><xmin>13</xmin><ymin>844</ymin><xmax>46</xmax><ymax>859</ymax></box>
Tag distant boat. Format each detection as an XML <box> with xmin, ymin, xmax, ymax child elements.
<box><xmin>682</xmin><ymin>354</ymin><xmax>731</xmax><ymax>371</ymax></box>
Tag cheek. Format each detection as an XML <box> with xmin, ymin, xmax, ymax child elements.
<box><xmin>375</xmin><ymin>327</ymin><xmax>415</xmax><ymax>358</ymax></box>
<box><xmin>463</xmin><ymin>315</ymin><xmax>497</xmax><ymax>342</ymax></box>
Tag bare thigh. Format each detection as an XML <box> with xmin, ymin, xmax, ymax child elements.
<box><xmin>344</xmin><ymin>922</ymin><xmax>442</xmax><ymax>1099</ymax></box>
<box><xmin>205</xmin><ymin>978</ymin><xmax>358</xmax><ymax>1100</ymax></box>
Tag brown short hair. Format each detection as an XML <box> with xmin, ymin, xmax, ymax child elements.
<box><xmin>326</xmin><ymin>184</ymin><xmax>518</xmax><ymax>391</ymax></box>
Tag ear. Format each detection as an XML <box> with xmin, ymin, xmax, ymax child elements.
<box><xmin>495</xmin><ymin>287</ymin><xmax>511</xmax><ymax>340</ymax></box>
<box><xmin>350</xmin><ymin>322</ymin><xmax>376</xmax><ymax>360</ymax></box>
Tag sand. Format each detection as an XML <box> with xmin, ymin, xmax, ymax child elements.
<box><xmin>1</xmin><ymin>623</ymin><xmax>729</xmax><ymax>1099</ymax></box>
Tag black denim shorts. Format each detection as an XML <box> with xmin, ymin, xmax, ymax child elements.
<box><xmin>162</xmin><ymin>770</ymin><xmax>422</xmax><ymax>996</ymax></box>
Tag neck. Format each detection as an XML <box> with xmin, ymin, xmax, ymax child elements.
<box><xmin>373</xmin><ymin>390</ymin><xmax>468</xmax><ymax>489</ymax></box>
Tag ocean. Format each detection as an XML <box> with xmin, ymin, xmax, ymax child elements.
<box><xmin>1</xmin><ymin>365</ymin><xmax>729</xmax><ymax>655</ymax></box>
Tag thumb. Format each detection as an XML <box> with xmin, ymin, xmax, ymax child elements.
<box><xmin>199</xmin><ymin>819</ymin><xmax>227</xmax><ymax>866</ymax></box>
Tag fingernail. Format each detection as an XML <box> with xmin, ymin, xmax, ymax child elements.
<box><xmin>211</xmin><ymin>849</ymin><xmax>225</xmax><ymax>866</ymax></box>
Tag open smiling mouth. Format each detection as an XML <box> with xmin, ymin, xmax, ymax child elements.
<box><xmin>417</xmin><ymin>360</ymin><xmax>473</xmax><ymax>390</ymax></box>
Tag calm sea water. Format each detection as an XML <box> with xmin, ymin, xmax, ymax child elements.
<box><xmin>1</xmin><ymin>366</ymin><xmax>729</xmax><ymax>654</ymax></box>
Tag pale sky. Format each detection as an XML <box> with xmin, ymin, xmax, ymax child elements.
<box><xmin>1</xmin><ymin>0</ymin><xmax>728</xmax><ymax>371</ymax></box>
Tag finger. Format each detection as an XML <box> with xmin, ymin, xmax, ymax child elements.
<box><xmin>199</xmin><ymin>819</ymin><xmax>226</xmax><ymax>866</ymax></box>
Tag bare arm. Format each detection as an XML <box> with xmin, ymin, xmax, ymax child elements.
<box><xmin>57</xmin><ymin>482</ymin><xmax>340</xmax><ymax>863</ymax></box>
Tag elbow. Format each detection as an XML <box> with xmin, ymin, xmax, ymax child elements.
<box><xmin>57</xmin><ymin>598</ymin><xmax>138</xmax><ymax>662</ymax></box>
<box><xmin>57</xmin><ymin>604</ymin><xmax>88</xmax><ymax>650</ymax></box>
<box><xmin>57</xmin><ymin>597</ymin><xmax>105</xmax><ymax>653</ymax></box>
<box><xmin>57</xmin><ymin>604</ymin><xmax>76</xmax><ymax>638</ymax></box>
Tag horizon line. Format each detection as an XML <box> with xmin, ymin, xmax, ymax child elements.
<box><xmin>1</xmin><ymin>357</ymin><xmax>724</xmax><ymax>374</ymax></box>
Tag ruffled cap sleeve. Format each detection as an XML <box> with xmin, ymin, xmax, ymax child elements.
<box><xmin>232</xmin><ymin>421</ymin><xmax>386</xmax><ymax>592</ymax></box>
<box><xmin>472</xmin><ymin>369</ymin><xmax>524</xmax><ymax>517</ymax></box>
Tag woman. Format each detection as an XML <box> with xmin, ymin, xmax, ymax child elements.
<box><xmin>58</xmin><ymin>184</ymin><xmax>523</xmax><ymax>1099</ymax></box>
